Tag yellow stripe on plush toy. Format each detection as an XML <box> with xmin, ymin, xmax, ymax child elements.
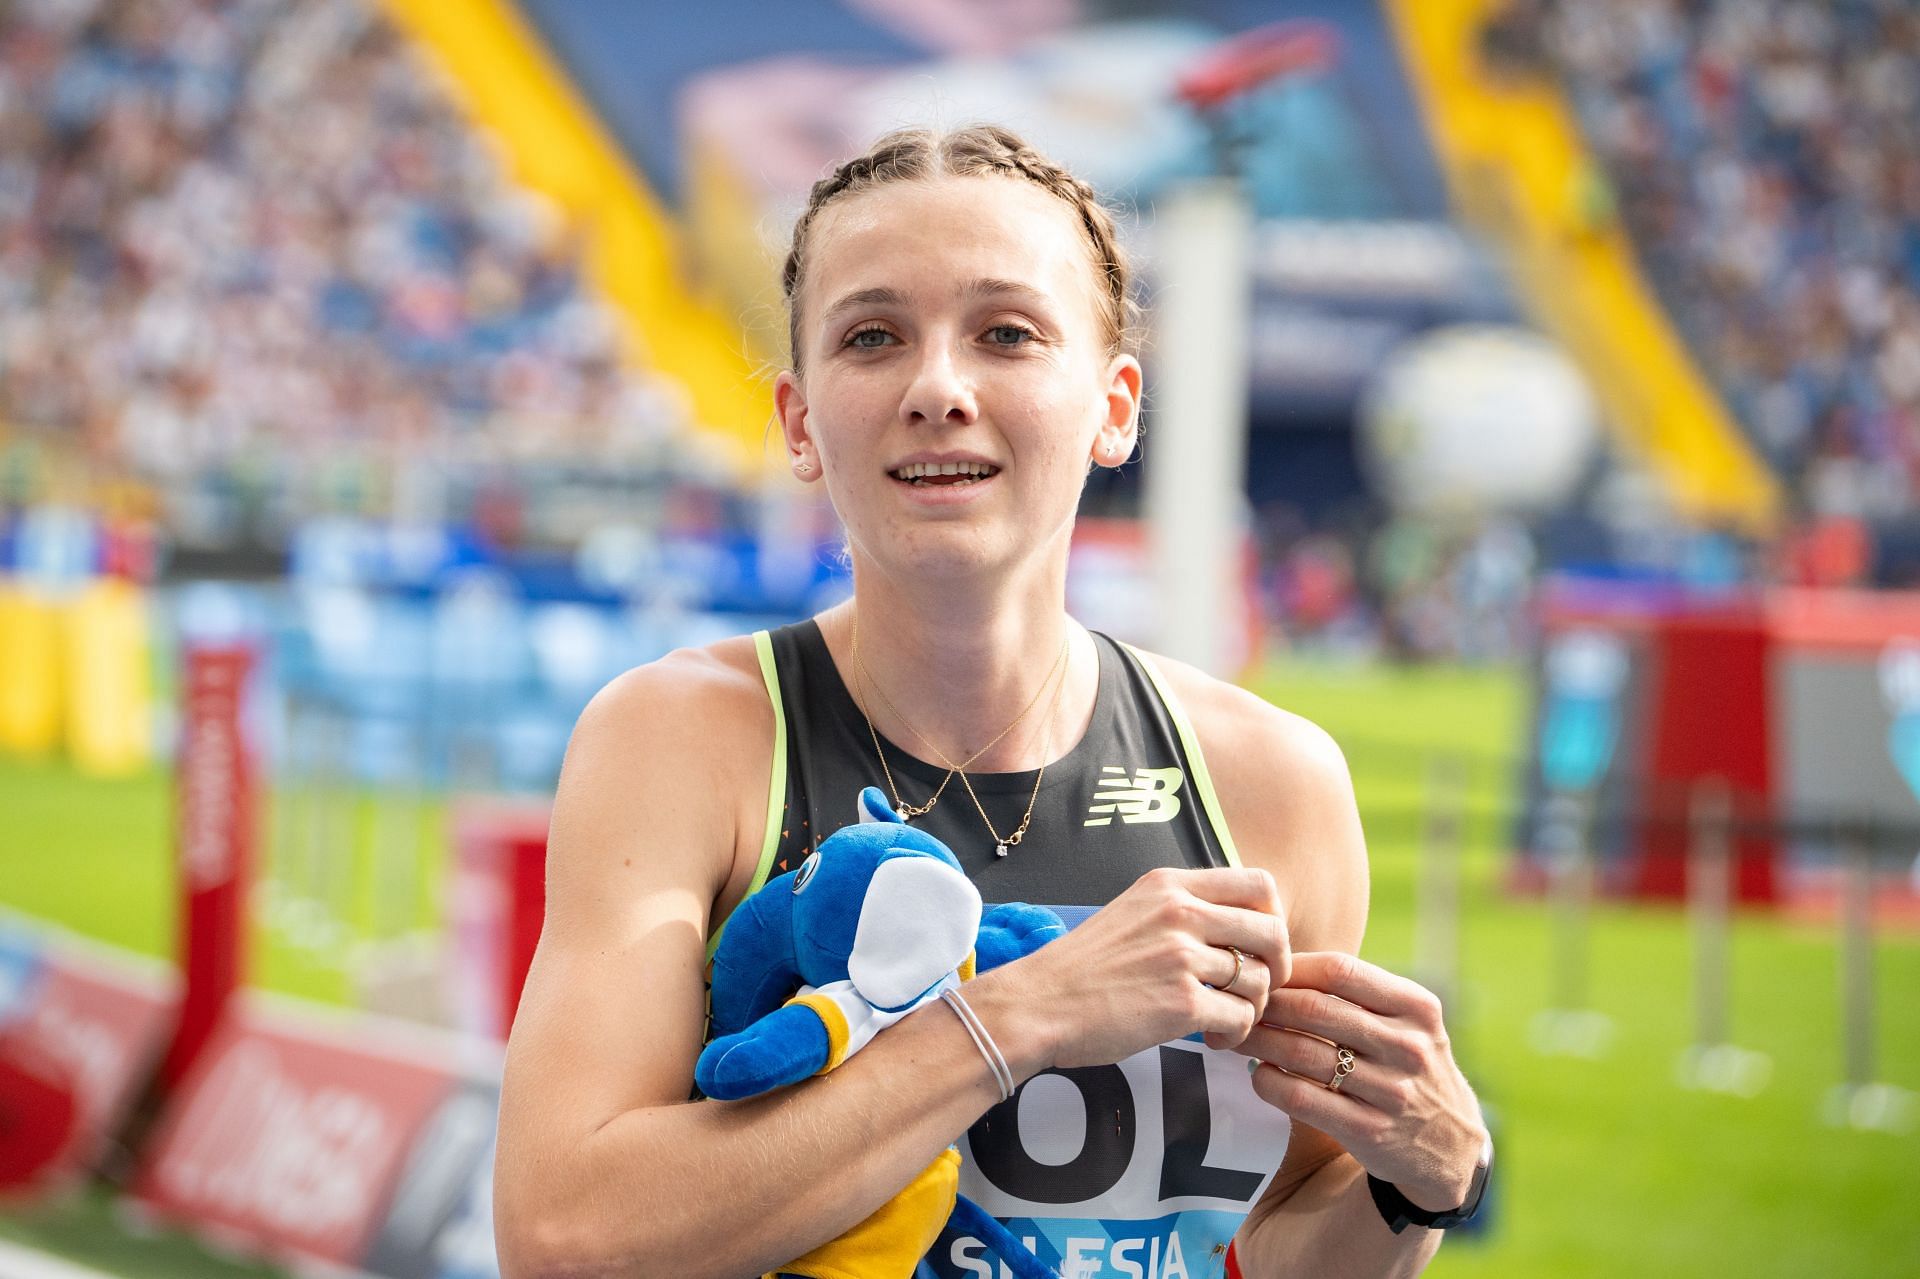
<box><xmin>790</xmin><ymin>992</ymin><xmax>853</xmax><ymax>1072</ymax></box>
<box><xmin>766</xmin><ymin>1148</ymin><xmax>962</xmax><ymax>1279</ymax></box>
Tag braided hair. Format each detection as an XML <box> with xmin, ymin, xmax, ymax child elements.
<box><xmin>780</xmin><ymin>124</ymin><xmax>1138</xmax><ymax>369</ymax></box>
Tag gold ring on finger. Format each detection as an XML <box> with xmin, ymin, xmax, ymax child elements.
<box><xmin>1224</xmin><ymin>945</ymin><xmax>1245</xmax><ymax>993</ymax></box>
<box><xmin>1327</xmin><ymin>1045</ymin><xmax>1356</xmax><ymax>1092</ymax></box>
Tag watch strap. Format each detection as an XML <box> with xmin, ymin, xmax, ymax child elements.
<box><xmin>1367</xmin><ymin>1141</ymin><xmax>1492</xmax><ymax>1233</ymax></box>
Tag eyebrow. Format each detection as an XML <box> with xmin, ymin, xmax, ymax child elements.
<box><xmin>964</xmin><ymin>277</ymin><xmax>1050</xmax><ymax>306</ymax></box>
<box><xmin>818</xmin><ymin>278</ymin><xmax>1052</xmax><ymax>325</ymax></box>
<box><xmin>819</xmin><ymin>286</ymin><xmax>907</xmax><ymax>324</ymax></box>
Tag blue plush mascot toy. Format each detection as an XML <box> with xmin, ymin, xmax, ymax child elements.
<box><xmin>698</xmin><ymin>787</ymin><xmax>1064</xmax><ymax>1279</ymax></box>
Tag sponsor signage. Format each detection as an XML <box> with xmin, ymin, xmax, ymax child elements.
<box><xmin>131</xmin><ymin>998</ymin><xmax>479</xmax><ymax>1269</ymax></box>
<box><xmin>0</xmin><ymin>915</ymin><xmax>175</xmax><ymax>1197</ymax></box>
<box><xmin>449</xmin><ymin>800</ymin><xmax>550</xmax><ymax>1042</ymax></box>
<box><xmin>162</xmin><ymin>641</ymin><xmax>258</xmax><ymax>1091</ymax></box>
<box><xmin>361</xmin><ymin>1075</ymin><xmax>503</xmax><ymax>1279</ymax></box>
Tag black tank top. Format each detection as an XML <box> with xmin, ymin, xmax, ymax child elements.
<box><xmin>728</xmin><ymin>619</ymin><xmax>1292</xmax><ymax>1279</ymax></box>
<box><xmin>762</xmin><ymin>618</ymin><xmax>1233</xmax><ymax>890</ymax></box>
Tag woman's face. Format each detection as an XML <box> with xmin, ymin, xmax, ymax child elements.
<box><xmin>775</xmin><ymin>175</ymin><xmax>1140</xmax><ymax>582</ymax></box>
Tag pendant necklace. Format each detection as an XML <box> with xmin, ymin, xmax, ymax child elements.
<box><xmin>850</xmin><ymin>614</ymin><xmax>1062</xmax><ymax>819</ymax></box>
<box><xmin>850</xmin><ymin>614</ymin><xmax>1070</xmax><ymax>857</ymax></box>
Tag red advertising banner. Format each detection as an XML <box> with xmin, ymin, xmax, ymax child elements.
<box><xmin>161</xmin><ymin>642</ymin><xmax>257</xmax><ymax>1092</ymax></box>
<box><xmin>132</xmin><ymin>997</ymin><xmax>464</xmax><ymax>1268</ymax></box>
<box><xmin>0</xmin><ymin>915</ymin><xmax>176</xmax><ymax>1198</ymax></box>
<box><xmin>449</xmin><ymin>800</ymin><xmax>550</xmax><ymax>1042</ymax></box>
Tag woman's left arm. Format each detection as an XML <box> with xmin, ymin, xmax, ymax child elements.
<box><xmin>1169</xmin><ymin>666</ymin><xmax>1486</xmax><ymax>1277</ymax></box>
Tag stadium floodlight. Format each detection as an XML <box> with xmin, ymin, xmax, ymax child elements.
<box><xmin>1357</xmin><ymin>323</ymin><xmax>1601</xmax><ymax>519</ymax></box>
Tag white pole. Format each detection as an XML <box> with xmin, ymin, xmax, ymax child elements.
<box><xmin>1146</xmin><ymin>179</ymin><xmax>1252</xmax><ymax>676</ymax></box>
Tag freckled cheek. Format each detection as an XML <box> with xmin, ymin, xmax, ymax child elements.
<box><xmin>807</xmin><ymin>383</ymin><xmax>897</xmax><ymax>464</ymax></box>
<box><xmin>996</xmin><ymin>389</ymin><xmax>1101</xmax><ymax>469</ymax></box>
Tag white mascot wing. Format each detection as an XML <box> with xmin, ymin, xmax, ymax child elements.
<box><xmin>848</xmin><ymin>855</ymin><xmax>982</xmax><ymax>1011</ymax></box>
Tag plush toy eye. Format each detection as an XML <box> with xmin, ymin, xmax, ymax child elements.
<box><xmin>792</xmin><ymin>851</ymin><xmax>821</xmax><ymax>893</ymax></box>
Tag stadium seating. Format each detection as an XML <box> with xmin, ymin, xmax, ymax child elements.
<box><xmin>1551</xmin><ymin>0</ymin><xmax>1920</xmax><ymax>527</ymax></box>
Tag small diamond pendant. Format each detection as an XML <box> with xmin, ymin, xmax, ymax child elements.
<box><xmin>994</xmin><ymin>841</ymin><xmax>1010</xmax><ymax>858</ymax></box>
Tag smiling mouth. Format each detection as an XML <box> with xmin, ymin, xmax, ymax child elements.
<box><xmin>889</xmin><ymin>461</ymin><xmax>1001</xmax><ymax>487</ymax></box>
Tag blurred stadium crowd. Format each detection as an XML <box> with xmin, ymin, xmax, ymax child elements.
<box><xmin>1269</xmin><ymin>0</ymin><xmax>1920</xmax><ymax>656</ymax></box>
<box><xmin>7</xmin><ymin>0</ymin><xmax>1920</xmax><ymax>662</ymax></box>
<box><xmin>1552</xmin><ymin>0</ymin><xmax>1920</xmax><ymax>561</ymax></box>
<box><xmin>0</xmin><ymin>0</ymin><xmax>689</xmax><ymax>510</ymax></box>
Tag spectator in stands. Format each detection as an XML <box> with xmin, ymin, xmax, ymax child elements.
<box><xmin>1551</xmin><ymin>0</ymin><xmax>1920</xmax><ymax>533</ymax></box>
<box><xmin>0</xmin><ymin>0</ymin><xmax>684</xmax><ymax>504</ymax></box>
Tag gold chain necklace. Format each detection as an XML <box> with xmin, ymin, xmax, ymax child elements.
<box><xmin>952</xmin><ymin>640</ymin><xmax>1069</xmax><ymax>856</ymax></box>
<box><xmin>850</xmin><ymin>614</ymin><xmax>1067</xmax><ymax>852</ymax></box>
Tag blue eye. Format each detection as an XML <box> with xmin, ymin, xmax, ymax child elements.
<box><xmin>847</xmin><ymin>327</ymin><xmax>893</xmax><ymax>349</ymax></box>
<box><xmin>792</xmin><ymin>851</ymin><xmax>821</xmax><ymax>893</ymax></box>
<box><xmin>986</xmin><ymin>325</ymin><xmax>1033</xmax><ymax>345</ymax></box>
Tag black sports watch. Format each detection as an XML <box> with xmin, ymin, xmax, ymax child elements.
<box><xmin>1367</xmin><ymin>1134</ymin><xmax>1493</xmax><ymax>1234</ymax></box>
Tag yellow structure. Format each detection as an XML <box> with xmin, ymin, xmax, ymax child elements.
<box><xmin>375</xmin><ymin>0</ymin><xmax>774</xmax><ymax>475</ymax></box>
<box><xmin>0</xmin><ymin>581</ymin><xmax>62</xmax><ymax>758</ymax></box>
<box><xmin>1385</xmin><ymin>0</ymin><xmax>1780</xmax><ymax>530</ymax></box>
<box><xmin>0</xmin><ymin>577</ymin><xmax>155</xmax><ymax>773</ymax></box>
<box><xmin>62</xmin><ymin>578</ymin><xmax>154</xmax><ymax>777</ymax></box>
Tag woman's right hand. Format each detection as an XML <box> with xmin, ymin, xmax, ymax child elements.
<box><xmin>975</xmin><ymin>866</ymin><xmax>1291</xmax><ymax>1076</ymax></box>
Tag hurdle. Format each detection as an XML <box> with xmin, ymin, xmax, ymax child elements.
<box><xmin>1412</xmin><ymin>754</ymin><xmax>1466</xmax><ymax>1017</ymax></box>
<box><xmin>1821</xmin><ymin>820</ymin><xmax>1916</xmax><ymax>1133</ymax></box>
<box><xmin>1674</xmin><ymin>780</ymin><xmax>1771</xmax><ymax>1095</ymax></box>
<box><xmin>1527</xmin><ymin>784</ymin><xmax>1613</xmax><ymax>1057</ymax></box>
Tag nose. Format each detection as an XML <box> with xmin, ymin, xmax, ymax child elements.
<box><xmin>899</xmin><ymin>343</ymin><xmax>977</xmax><ymax>428</ymax></box>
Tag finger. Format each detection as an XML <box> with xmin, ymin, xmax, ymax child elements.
<box><xmin>1263</xmin><ymin>986</ymin><xmax>1410</xmax><ymax>1067</ymax></box>
<box><xmin>1218</xmin><ymin>949</ymin><xmax>1270</xmax><ymax>1005</ymax></box>
<box><xmin>1167</xmin><ymin>866</ymin><xmax>1284</xmax><ymax>915</ymax></box>
<box><xmin>1192</xmin><ymin>984</ymin><xmax>1259</xmax><ymax>1047</ymax></box>
<box><xmin>1249</xmin><ymin>1059</ymin><xmax>1378</xmax><ymax>1151</ymax></box>
<box><xmin>1241</xmin><ymin>1024</ymin><xmax>1388</xmax><ymax>1108</ymax></box>
<box><xmin>1287</xmin><ymin>951</ymin><xmax>1442</xmax><ymax>1023</ymax></box>
<box><xmin>1201</xmin><ymin>949</ymin><xmax>1270</xmax><ymax>1050</ymax></box>
<box><xmin>1191</xmin><ymin>902</ymin><xmax>1291</xmax><ymax>989</ymax></box>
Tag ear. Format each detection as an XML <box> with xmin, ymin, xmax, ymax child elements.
<box><xmin>774</xmin><ymin>370</ymin><xmax>822</xmax><ymax>482</ymax></box>
<box><xmin>1091</xmin><ymin>353</ymin><xmax>1142</xmax><ymax>468</ymax></box>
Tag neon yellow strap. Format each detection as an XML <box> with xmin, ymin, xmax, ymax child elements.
<box><xmin>707</xmin><ymin>631</ymin><xmax>788</xmax><ymax>960</ymax></box>
<box><xmin>1122</xmin><ymin>644</ymin><xmax>1243</xmax><ymax>869</ymax></box>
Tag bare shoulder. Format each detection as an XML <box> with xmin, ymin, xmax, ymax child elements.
<box><xmin>1136</xmin><ymin>649</ymin><xmax>1367</xmax><ymax>954</ymax></box>
<box><xmin>499</xmin><ymin>633</ymin><xmax>776</xmax><ymax>1167</ymax></box>
<box><xmin>544</xmin><ymin>632</ymin><xmax>774</xmax><ymax>941</ymax></box>
<box><xmin>569</xmin><ymin>633</ymin><xmax>769</xmax><ymax>771</ymax></box>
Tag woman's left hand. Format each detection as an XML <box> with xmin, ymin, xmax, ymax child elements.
<box><xmin>1241</xmin><ymin>950</ymin><xmax>1488</xmax><ymax>1211</ymax></box>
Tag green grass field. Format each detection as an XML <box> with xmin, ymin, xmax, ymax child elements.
<box><xmin>2</xmin><ymin>656</ymin><xmax>1917</xmax><ymax>1276</ymax></box>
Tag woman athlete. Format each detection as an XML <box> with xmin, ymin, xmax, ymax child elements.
<box><xmin>493</xmin><ymin>125</ymin><xmax>1489</xmax><ymax>1278</ymax></box>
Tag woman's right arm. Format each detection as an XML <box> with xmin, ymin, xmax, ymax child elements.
<box><xmin>492</xmin><ymin>644</ymin><xmax>1292</xmax><ymax>1278</ymax></box>
<box><xmin>493</xmin><ymin>644</ymin><xmax>1028</xmax><ymax>1278</ymax></box>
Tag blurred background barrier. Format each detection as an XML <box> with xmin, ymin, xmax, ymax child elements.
<box><xmin>2</xmin><ymin>0</ymin><xmax>1918</xmax><ymax>1276</ymax></box>
<box><xmin>0</xmin><ymin>912</ymin><xmax>176</xmax><ymax>1202</ymax></box>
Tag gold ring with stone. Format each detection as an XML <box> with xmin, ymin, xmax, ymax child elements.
<box><xmin>1224</xmin><ymin>945</ymin><xmax>1246</xmax><ymax>993</ymax></box>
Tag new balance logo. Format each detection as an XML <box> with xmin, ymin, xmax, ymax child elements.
<box><xmin>1085</xmin><ymin>766</ymin><xmax>1185</xmax><ymax>826</ymax></box>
